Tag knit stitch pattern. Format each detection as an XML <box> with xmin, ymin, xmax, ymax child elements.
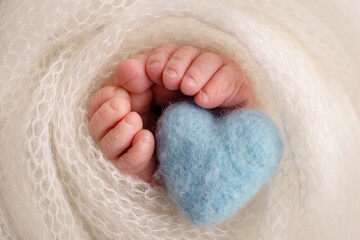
<box><xmin>1</xmin><ymin>0</ymin><xmax>360</xmax><ymax>239</ymax></box>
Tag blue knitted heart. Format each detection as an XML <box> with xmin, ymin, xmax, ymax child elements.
<box><xmin>155</xmin><ymin>101</ymin><xmax>283</xmax><ymax>226</ymax></box>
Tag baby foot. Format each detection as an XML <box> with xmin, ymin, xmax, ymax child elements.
<box><xmin>88</xmin><ymin>43</ymin><xmax>255</xmax><ymax>183</ymax></box>
<box><xmin>103</xmin><ymin>52</ymin><xmax>157</xmax><ymax>127</ymax></box>
<box><xmin>87</xmin><ymin>86</ymin><xmax>156</xmax><ymax>182</ymax></box>
<box><xmin>145</xmin><ymin>43</ymin><xmax>255</xmax><ymax>109</ymax></box>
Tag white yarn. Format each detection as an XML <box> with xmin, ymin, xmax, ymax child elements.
<box><xmin>0</xmin><ymin>0</ymin><xmax>359</xmax><ymax>239</ymax></box>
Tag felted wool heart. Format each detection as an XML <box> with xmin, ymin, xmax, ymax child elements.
<box><xmin>155</xmin><ymin>101</ymin><xmax>283</xmax><ymax>226</ymax></box>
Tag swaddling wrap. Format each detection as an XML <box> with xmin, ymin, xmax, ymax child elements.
<box><xmin>0</xmin><ymin>0</ymin><xmax>359</xmax><ymax>239</ymax></box>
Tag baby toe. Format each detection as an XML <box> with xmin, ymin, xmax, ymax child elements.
<box><xmin>100</xmin><ymin>111</ymin><xmax>143</xmax><ymax>160</ymax></box>
<box><xmin>146</xmin><ymin>43</ymin><xmax>179</xmax><ymax>85</ymax></box>
<box><xmin>212</xmin><ymin>63</ymin><xmax>255</xmax><ymax>108</ymax></box>
<box><xmin>115</xmin><ymin>54</ymin><xmax>153</xmax><ymax>94</ymax></box>
<box><xmin>89</xmin><ymin>94</ymin><xmax>131</xmax><ymax>140</ymax></box>
<box><xmin>180</xmin><ymin>52</ymin><xmax>226</xmax><ymax>96</ymax></box>
<box><xmin>162</xmin><ymin>46</ymin><xmax>201</xmax><ymax>90</ymax></box>
<box><xmin>194</xmin><ymin>65</ymin><xmax>236</xmax><ymax>109</ymax></box>
<box><xmin>87</xmin><ymin>86</ymin><xmax>129</xmax><ymax>117</ymax></box>
<box><xmin>115</xmin><ymin>129</ymin><xmax>156</xmax><ymax>182</ymax></box>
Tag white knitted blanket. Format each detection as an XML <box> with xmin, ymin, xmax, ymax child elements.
<box><xmin>1</xmin><ymin>0</ymin><xmax>359</xmax><ymax>239</ymax></box>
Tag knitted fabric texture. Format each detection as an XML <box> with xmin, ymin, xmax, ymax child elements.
<box><xmin>155</xmin><ymin>101</ymin><xmax>283</xmax><ymax>226</ymax></box>
<box><xmin>0</xmin><ymin>0</ymin><xmax>360</xmax><ymax>239</ymax></box>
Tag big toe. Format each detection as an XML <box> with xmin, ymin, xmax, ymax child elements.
<box><xmin>115</xmin><ymin>129</ymin><xmax>156</xmax><ymax>182</ymax></box>
<box><xmin>115</xmin><ymin>55</ymin><xmax>153</xmax><ymax>94</ymax></box>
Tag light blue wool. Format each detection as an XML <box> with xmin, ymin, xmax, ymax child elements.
<box><xmin>155</xmin><ymin>101</ymin><xmax>283</xmax><ymax>226</ymax></box>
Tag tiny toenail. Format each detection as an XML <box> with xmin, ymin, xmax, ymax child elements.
<box><xmin>166</xmin><ymin>69</ymin><xmax>177</xmax><ymax>78</ymax></box>
<box><xmin>184</xmin><ymin>76</ymin><xmax>196</xmax><ymax>87</ymax></box>
<box><xmin>109</xmin><ymin>98</ymin><xmax>121</xmax><ymax>111</ymax></box>
<box><xmin>115</xmin><ymin>88</ymin><xmax>127</xmax><ymax>97</ymax></box>
<box><xmin>149</xmin><ymin>61</ymin><xmax>161</xmax><ymax>67</ymax></box>
<box><xmin>141</xmin><ymin>135</ymin><xmax>151</xmax><ymax>143</ymax></box>
<box><xmin>199</xmin><ymin>90</ymin><xmax>209</xmax><ymax>102</ymax></box>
